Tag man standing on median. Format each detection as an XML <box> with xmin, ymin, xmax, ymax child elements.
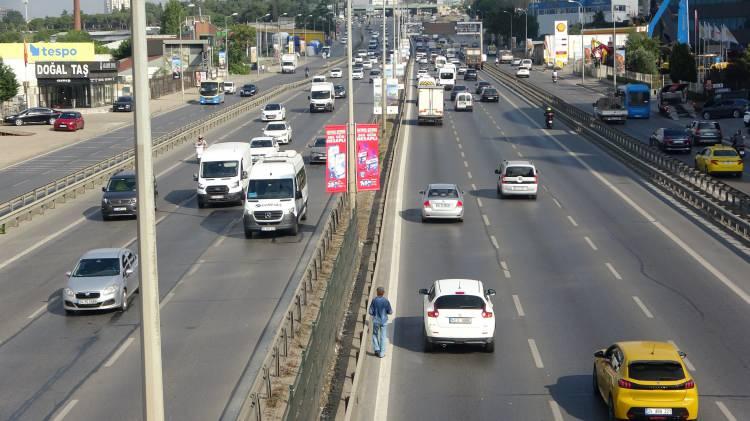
<box><xmin>369</xmin><ymin>286</ymin><xmax>392</xmax><ymax>358</ymax></box>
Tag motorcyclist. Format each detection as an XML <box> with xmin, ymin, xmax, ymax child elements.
<box><xmin>495</xmin><ymin>56</ymin><xmax>499</xmax><ymax>65</ymax></box>
<box><xmin>195</xmin><ymin>135</ymin><xmax>207</xmax><ymax>161</ymax></box>
<box><xmin>544</xmin><ymin>106</ymin><xmax>554</xmax><ymax>119</ymax></box>
<box><xmin>731</xmin><ymin>129</ymin><xmax>745</xmax><ymax>147</ymax></box>
<box><xmin>305</xmin><ymin>67</ymin><xmax>310</xmax><ymax>77</ymax></box>
<box><xmin>552</xmin><ymin>69</ymin><xmax>559</xmax><ymax>82</ymax></box>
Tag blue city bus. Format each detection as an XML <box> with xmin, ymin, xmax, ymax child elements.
<box><xmin>617</xmin><ymin>83</ymin><xmax>651</xmax><ymax>118</ymax></box>
<box><xmin>199</xmin><ymin>79</ymin><xmax>225</xmax><ymax>104</ymax></box>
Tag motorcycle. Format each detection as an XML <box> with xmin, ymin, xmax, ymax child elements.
<box><xmin>545</xmin><ymin>113</ymin><xmax>554</xmax><ymax>129</ymax></box>
<box><xmin>730</xmin><ymin>131</ymin><xmax>746</xmax><ymax>158</ymax></box>
<box><xmin>552</xmin><ymin>74</ymin><xmax>558</xmax><ymax>83</ymax></box>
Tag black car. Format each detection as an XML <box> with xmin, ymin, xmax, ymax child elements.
<box><xmin>450</xmin><ymin>85</ymin><xmax>468</xmax><ymax>101</ymax></box>
<box><xmin>3</xmin><ymin>107</ymin><xmax>61</xmax><ymax>126</ymax></box>
<box><xmin>687</xmin><ymin>120</ymin><xmax>722</xmax><ymax>145</ymax></box>
<box><xmin>101</xmin><ymin>170</ymin><xmax>157</xmax><ymax>220</ymax></box>
<box><xmin>475</xmin><ymin>81</ymin><xmax>491</xmax><ymax>94</ymax></box>
<box><xmin>369</xmin><ymin>69</ymin><xmax>381</xmax><ymax>83</ymax></box>
<box><xmin>334</xmin><ymin>84</ymin><xmax>347</xmax><ymax>98</ymax></box>
<box><xmin>240</xmin><ymin>84</ymin><xmax>257</xmax><ymax>97</ymax></box>
<box><xmin>112</xmin><ymin>96</ymin><xmax>134</xmax><ymax>112</ymax></box>
<box><xmin>701</xmin><ymin>98</ymin><xmax>749</xmax><ymax>120</ymax></box>
<box><xmin>649</xmin><ymin>128</ymin><xmax>691</xmax><ymax>153</ymax></box>
<box><xmin>480</xmin><ymin>87</ymin><xmax>499</xmax><ymax>102</ymax></box>
<box><xmin>464</xmin><ymin>69</ymin><xmax>478</xmax><ymax>81</ymax></box>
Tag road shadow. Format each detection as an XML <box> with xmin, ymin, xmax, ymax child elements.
<box><xmin>546</xmin><ymin>374</ymin><xmax>608</xmax><ymax>420</ymax></box>
<box><xmin>389</xmin><ymin>316</ymin><xmax>423</xmax><ymax>353</ymax></box>
<box><xmin>467</xmin><ymin>188</ymin><xmax>499</xmax><ymax>200</ymax></box>
<box><xmin>162</xmin><ymin>189</ymin><xmax>195</xmax><ymax>206</ymax></box>
<box><xmin>398</xmin><ymin>208</ymin><xmax>422</xmax><ymax>223</ymax></box>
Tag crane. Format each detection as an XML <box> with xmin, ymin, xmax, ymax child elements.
<box><xmin>647</xmin><ymin>0</ymin><xmax>689</xmax><ymax>44</ymax></box>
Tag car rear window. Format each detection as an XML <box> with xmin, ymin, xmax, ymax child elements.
<box><xmin>428</xmin><ymin>188</ymin><xmax>458</xmax><ymax>198</ymax></box>
<box><xmin>435</xmin><ymin>295</ymin><xmax>484</xmax><ymax>310</ymax></box>
<box><xmin>664</xmin><ymin>129</ymin><xmax>687</xmax><ymax>137</ymax></box>
<box><xmin>251</xmin><ymin>139</ymin><xmax>273</xmax><ymax>148</ymax></box>
<box><xmin>713</xmin><ymin>149</ymin><xmax>739</xmax><ymax>157</ymax></box>
<box><xmin>505</xmin><ymin>166</ymin><xmax>535</xmax><ymax>177</ymax></box>
<box><xmin>265</xmin><ymin>104</ymin><xmax>281</xmax><ymax>110</ymax></box>
<box><xmin>267</xmin><ymin>123</ymin><xmax>286</xmax><ymax>131</ymax></box>
<box><xmin>628</xmin><ymin>361</ymin><xmax>685</xmax><ymax>381</ymax></box>
<box><xmin>483</xmin><ymin>89</ymin><xmax>498</xmax><ymax>95</ymax></box>
<box><xmin>698</xmin><ymin>122</ymin><xmax>719</xmax><ymax>130</ymax></box>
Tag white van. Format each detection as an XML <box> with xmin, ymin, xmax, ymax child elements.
<box><xmin>312</xmin><ymin>75</ymin><xmax>327</xmax><ymax>83</ymax></box>
<box><xmin>243</xmin><ymin>151</ymin><xmax>308</xmax><ymax>237</ymax></box>
<box><xmin>194</xmin><ymin>142</ymin><xmax>253</xmax><ymax>208</ymax></box>
<box><xmin>455</xmin><ymin>92</ymin><xmax>473</xmax><ymax>111</ymax></box>
<box><xmin>434</xmin><ymin>55</ymin><xmax>447</xmax><ymax>70</ymax></box>
<box><xmin>438</xmin><ymin>63</ymin><xmax>456</xmax><ymax>90</ymax></box>
<box><xmin>309</xmin><ymin>82</ymin><xmax>335</xmax><ymax>112</ymax></box>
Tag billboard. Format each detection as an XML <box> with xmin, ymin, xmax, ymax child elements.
<box><xmin>615</xmin><ymin>48</ymin><xmax>625</xmax><ymax>75</ymax></box>
<box><xmin>355</xmin><ymin>124</ymin><xmax>380</xmax><ymax>191</ymax></box>
<box><xmin>0</xmin><ymin>43</ymin><xmax>95</xmax><ymax>63</ymax></box>
<box><xmin>373</xmin><ymin>78</ymin><xmax>399</xmax><ymax>115</ymax></box>
<box><xmin>554</xmin><ymin>20</ymin><xmax>569</xmax><ymax>67</ymax></box>
<box><xmin>325</xmin><ymin>124</ymin><xmax>348</xmax><ymax>193</ymax></box>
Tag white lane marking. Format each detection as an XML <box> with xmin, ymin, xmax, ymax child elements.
<box><xmin>185</xmin><ymin>262</ymin><xmax>201</xmax><ymax>277</ymax></box>
<box><xmin>567</xmin><ymin>215</ymin><xmax>578</xmax><ymax>227</ymax></box>
<box><xmin>463</xmin><ymin>160</ymin><xmax>469</xmax><ymax>168</ymax></box>
<box><xmin>457</xmin><ymin>143</ymin><xmax>463</xmax><ymax>149</ymax></box>
<box><xmin>490</xmin><ymin>235</ymin><xmax>499</xmax><ymax>249</ymax></box>
<box><xmin>716</xmin><ymin>401</ymin><xmax>737</xmax><ymax>421</ymax></box>
<box><xmin>460</xmin><ymin>151</ymin><xmax>465</xmax><ymax>158</ymax></box>
<box><xmin>104</xmin><ymin>336</ymin><xmax>135</xmax><ymax>368</ymax></box>
<box><xmin>527</xmin><ymin>339</ymin><xmax>545</xmax><ymax>368</ymax></box>
<box><xmin>374</xmin><ymin>64</ymin><xmax>413</xmax><ymax>421</ymax></box>
<box><xmin>27</xmin><ymin>297</ymin><xmax>59</xmax><ymax>319</ymax></box>
<box><xmin>11</xmin><ymin>179</ymin><xmax>30</xmax><ymax>187</ymax></box>
<box><xmin>467</xmin><ymin>171</ymin><xmax>472</xmax><ymax>179</ymax></box>
<box><xmin>632</xmin><ymin>296</ymin><xmax>654</xmax><ymax>319</ymax></box>
<box><xmin>517</xmin><ymin>151</ymin><xmax>524</xmax><ymax>158</ymax></box>
<box><xmin>500</xmin><ymin>261</ymin><xmax>509</xmax><ymax>271</ymax></box>
<box><xmin>476</xmin><ymin>198</ymin><xmax>483</xmax><ymax>208</ymax></box>
<box><xmin>471</xmin><ymin>183</ymin><xmax>477</xmax><ymax>190</ymax></box>
<box><xmin>605</xmin><ymin>263</ymin><xmax>623</xmax><ymax>280</ymax></box>
<box><xmin>552</xmin><ymin>198</ymin><xmax>562</xmax><ymax>208</ymax></box>
<box><xmin>542</xmin><ymin>185</ymin><xmax>549</xmax><ymax>192</ymax></box>
<box><xmin>568</xmin><ymin>130</ymin><xmax>576</xmax><ymax>135</ymax></box>
<box><xmin>548</xmin><ymin>400</ymin><xmax>565</xmax><ymax>421</ymax></box>
<box><xmin>512</xmin><ymin>295</ymin><xmax>525</xmax><ymax>317</ymax></box>
<box><xmin>503</xmin><ymin>270</ymin><xmax>511</xmax><ymax>279</ymax></box>
<box><xmin>668</xmin><ymin>340</ymin><xmax>696</xmax><ymax>371</ymax></box>
<box><xmin>51</xmin><ymin>399</ymin><xmax>78</xmax><ymax>421</ymax></box>
<box><xmin>494</xmin><ymin>84</ymin><xmax>750</xmax><ymax>306</ymax></box>
<box><xmin>160</xmin><ymin>291</ymin><xmax>176</xmax><ymax>309</ymax></box>
<box><xmin>482</xmin><ymin>214</ymin><xmax>490</xmax><ymax>226</ymax></box>
<box><xmin>584</xmin><ymin>236</ymin><xmax>598</xmax><ymax>251</ymax></box>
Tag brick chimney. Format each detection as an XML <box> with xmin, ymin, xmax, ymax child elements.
<box><xmin>73</xmin><ymin>0</ymin><xmax>81</xmax><ymax>31</ymax></box>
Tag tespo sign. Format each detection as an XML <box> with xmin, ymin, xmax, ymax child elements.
<box><xmin>0</xmin><ymin>43</ymin><xmax>95</xmax><ymax>63</ymax></box>
<box><xmin>35</xmin><ymin>61</ymin><xmax>117</xmax><ymax>79</ymax></box>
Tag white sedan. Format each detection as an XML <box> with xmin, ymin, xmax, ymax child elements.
<box><xmin>419</xmin><ymin>279</ymin><xmax>496</xmax><ymax>352</ymax></box>
<box><xmin>263</xmin><ymin>122</ymin><xmax>293</xmax><ymax>144</ymax></box>
<box><xmin>261</xmin><ymin>103</ymin><xmax>286</xmax><ymax>121</ymax></box>
<box><xmin>329</xmin><ymin>68</ymin><xmax>343</xmax><ymax>78</ymax></box>
<box><xmin>516</xmin><ymin>68</ymin><xmax>530</xmax><ymax>78</ymax></box>
<box><xmin>249</xmin><ymin>137</ymin><xmax>279</xmax><ymax>163</ymax></box>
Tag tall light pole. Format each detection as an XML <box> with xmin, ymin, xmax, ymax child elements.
<box><xmin>381</xmin><ymin>0</ymin><xmax>386</xmax><ymax>140</ymax></box>
<box><xmin>515</xmin><ymin>8</ymin><xmax>527</xmax><ymax>58</ymax></box>
<box><xmin>502</xmin><ymin>10</ymin><xmax>513</xmax><ymax>51</ymax></box>
<box><xmin>225</xmin><ymin>12</ymin><xmax>238</xmax><ymax>73</ymax></box>
<box><xmin>612</xmin><ymin>1</ymin><xmax>617</xmax><ymax>91</ymax></box>
<box><xmin>346</xmin><ymin>0</ymin><xmax>355</xmax><ymax>211</ymax></box>
<box><xmin>277</xmin><ymin>12</ymin><xmax>288</xmax><ymax>60</ymax></box>
<box><xmin>568</xmin><ymin>0</ymin><xmax>585</xmax><ymax>85</ymax></box>
<box><xmin>256</xmin><ymin>13</ymin><xmax>270</xmax><ymax>75</ymax></box>
<box><xmin>180</xmin><ymin>5</ymin><xmax>194</xmax><ymax>101</ymax></box>
<box><xmin>131</xmin><ymin>0</ymin><xmax>165</xmax><ymax>418</ymax></box>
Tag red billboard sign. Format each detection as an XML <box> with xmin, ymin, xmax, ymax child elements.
<box><xmin>355</xmin><ymin>123</ymin><xmax>380</xmax><ymax>191</ymax></box>
<box><xmin>325</xmin><ymin>124</ymin><xmax>347</xmax><ymax>193</ymax></box>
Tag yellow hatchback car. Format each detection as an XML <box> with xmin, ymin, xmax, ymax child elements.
<box><xmin>694</xmin><ymin>145</ymin><xmax>744</xmax><ymax>177</ymax></box>
<box><xmin>593</xmin><ymin>341</ymin><xmax>698</xmax><ymax>420</ymax></box>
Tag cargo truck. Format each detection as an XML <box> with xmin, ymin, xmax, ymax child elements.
<box><xmin>417</xmin><ymin>78</ymin><xmax>444</xmax><ymax>125</ymax></box>
<box><xmin>281</xmin><ymin>53</ymin><xmax>297</xmax><ymax>74</ymax></box>
<box><xmin>465</xmin><ymin>48</ymin><xmax>483</xmax><ymax>70</ymax></box>
<box><xmin>593</xmin><ymin>96</ymin><xmax>628</xmax><ymax>124</ymax></box>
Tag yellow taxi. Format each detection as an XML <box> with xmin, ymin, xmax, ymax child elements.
<box><xmin>694</xmin><ymin>145</ymin><xmax>744</xmax><ymax>177</ymax></box>
<box><xmin>593</xmin><ymin>341</ymin><xmax>698</xmax><ymax>420</ymax></box>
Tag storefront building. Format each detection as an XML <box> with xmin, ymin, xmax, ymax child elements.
<box><xmin>35</xmin><ymin>61</ymin><xmax>117</xmax><ymax>108</ymax></box>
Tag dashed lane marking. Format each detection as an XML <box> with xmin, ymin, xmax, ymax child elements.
<box><xmin>668</xmin><ymin>340</ymin><xmax>696</xmax><ymax>371</ymax></box>
<box><xmin>584</xmin><ymin>236</ymin><xmax>598</xmax><ymax>251</ymax></box>
<box><xmin>104</xmin><ymin>336</ymin><xmax>135</xmax><ymax>367</ymax></box>
<box><xmin>716</xmin><ymin>401</ymin><xmax>737</xmax><ymax>421</ymax></box>
<box><xmin>567</xmin><ymin>215</ymin><xmax>578</xmax><ymax>227</ymax></box>
<box><xmin>512</xmin><ymin>295</ymin><xmax>525</xmax><ymax>317</ymax></box>
<box><xmin>528</xmin><ymin>339</ymin><xmax>545</xmax><ymax>368</ymax></box>
<box><xmin>552</xmin><ymin>198</ymin><xmax>562</xmax><ymax>208</ymax></box>
<box><xmin>490</xmin><ymin>235</ymin><xmax>499</xmax><ymax>249</ymax></box>
<box><xmin>482</xmin><ymin>214</ymin><xmax>490</xmax><ymax>226</ymax></box>
<box><xmin>548</xmin><ymin>400</ymin><xmax>564</xmax><ymax>421</ymax></box>
<box><xmin>632</xmin><ymin>296</ymin><xmax>654</xmax><ymax>319</ymax></box>
<box><xmin>605</xmin><ymin>263</ymin><xmax>623</xmax><ymax>280</ymax></box>
<box><xmin>51</xmin><ymin>399</ymin><xmax>78</xmax><ymax>421</ymax></box>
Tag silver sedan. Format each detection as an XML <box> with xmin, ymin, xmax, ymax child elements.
<box><xmin>420</xmin><ymin>184</ymin><xmax>464</xmax><ymax>222</ymax></box>
<box><xmin>62</xmin><ymin>248</ymin><xmax>139</xmax><ymax>314</ymax></box>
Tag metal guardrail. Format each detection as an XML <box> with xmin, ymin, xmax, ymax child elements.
<box><xmin>0</xmin><ymin>56</ymin><xmax>348</xmax><ymax>233</ymax></box>
<box><xmin>483</xmin><ymin>65</ymin><xmax>750</xmax><ymax>242</ymax></box>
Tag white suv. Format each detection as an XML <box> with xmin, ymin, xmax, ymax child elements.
<box><xmin>520</xmin><ymin>59</ymin><xmax>532</xmax><ymax>70</ymax></box>
<box><xmin>419</xmin><ymin>279</ymin><xmax>496</xmax><ymax>352</ymax></box>
<box><xmin>496</xmin><ymin>160</ymin><xmax>539</xmax><ymax>199</ymax></box>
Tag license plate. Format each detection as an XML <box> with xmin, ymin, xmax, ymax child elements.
<box><xmin>78</xmin><ymin>298</ymin><xmax>98</xmax><ymax>304</ymax></box>
<box><xmin>261</xmin><ymin>226</ymin><xmax>276</xmax><ymax>231</ymax></box>
<box><xmin>59</xmin><ymin>124</ymin><xmax>66</xmax><ymax>127</ymax></box>
<box><xmin>645</xmin><ymin>408</ymin><xmax>672</xmax><ymax>415</ymax></box>
<box><xmin>210</xmin><ymin>195</ymin><xmax>224</xmax><ymax>199</ymax></box>
<box><xmin>449</xmin><ymin>317</ymin><xmax>471</xmax><ymax>324</ymax></box>
<box><xmin>722</xmin><ymin>161</ymin><xmax>735</xmax><ymax>165</ymax></box>
<box><xmin>513</xmin><ymin>186</ymin><xmax>526</xmax><ymax>191</ymax></box>
<box><xmin>435</xmin><ymin>203</ymin><xmax>450</xmax><ymax>208</ymax></box>
<box><xmin>113</xmin><ymin>207</ymin><xmax>127</xmax><ymax>211</ymax></box>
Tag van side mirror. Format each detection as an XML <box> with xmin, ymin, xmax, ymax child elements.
<box><xmin>594</xmin><ymin>350</ymin><xmax>605</xmax><ymax>358</ymax></box>
<box><xmin>418</xmin><ymin>190</ymin><xmax>425</xmax><ymax>195</ymax></box>
<box><xmin>65</xmin><ymin>271</ymin><xmax>72</xmax><ymax>277</ymax></box>
<box><xmin>193</xmin><ymin>173</ymin><xmax>198</xmax><ymax>182</ymax></box>
<box><xmin>295</xmin><ymin>190</ymin><xmax>303</xmax><ymax>199</ymax></box>
<box><xmin>678</xmin><ymin>351</ymin><xmax>687</xmax><ymax>359</ymax></box>
<box><xmin>241</xmin><ymin>171</ymin><xmax>248</xmax><ymax>179</ymax></box>
<box><xmin>486</xmin><ymin>289</ymin><xmax>496</xmax><ymax>296</ymax></box>
<box><xmin>418</xmin><ymin>288</ymin><xmax>429</xmax><ymax>295</ymax></box>
<box><xmin>102</xmin><ymin>186</ymin><xmax>106</xmax><ymax>192</ymax></box>
<box><xmin>308</xmin><ymin>96</ymin><xmax>311</xmax><ymax>100</ymax></box>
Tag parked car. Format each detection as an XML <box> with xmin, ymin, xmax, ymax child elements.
<box><xmin>112</xmin><ymin>96</ymin><xmax>134</xmax><ymax>112</ymax></box>
<box><xmin>3</xmin><ymin>107</ymin><xmax>60</xmax><ymax>126</ymax></box>
<box><xmin>701</xmin><ymin>98</ymin><xmax>749</xmax><ymax>120</ymax></box>
<box><xmin>63</xmin><ymin>248</ymin><xmax>140</xmax><ymax>314</ymax></box>
<box><xmin>686</xmin><ymin>120</ymin><xmax>722</xmax><ymax>145</ymax></box>
<box><xmin>649</xmin><ymin>128</ymin><xmax>691</xmax><ymax>153</ymax></box>
<box><xmin>239</xmin><ymin>84</ymin><xmax>257</xmax><ymax>97</ymax></box>
<box><xmin>54</xmin><ymin>111</ymin><xmax>85</xmax><ymax>131</ymax></box>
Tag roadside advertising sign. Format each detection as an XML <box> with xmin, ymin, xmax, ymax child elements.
<box><xmin>355</xmin><ymin>123</ymin><xmax>380</xmax><ymax>191</ymax></box>
<box><xmin>325</xmin><ymin>124</ymin><xmax>348</xmax><ymax>193</ymax></box>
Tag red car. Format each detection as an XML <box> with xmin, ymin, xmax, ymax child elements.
<box><xmin>54</xmin><ymin>111</ymin><xmax>84</xmax><ymax>131</ymax></box>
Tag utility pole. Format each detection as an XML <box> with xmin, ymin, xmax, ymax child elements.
<box><xmin>568</xmin><ymin>0</ymin><xmax>585</xmax><ymax>85</ymax></box>
<box><xmin>612</xmin><ymin>1</ymin><xmax>617</xmax><ymax>91</ymax></box>
<box><xmin>131</xmin><ymin>0</ymin><xmax>165</xmax><ymax>419</ymax></box>
<box><xmin>381</xmin><ymin>1</ymin><xmax>386</xmax><ymax>140</ymax></box>
<box><xmin>346</xmin><ymin>0</ymin><xmax>356</xmax><ymax>211</ymax></box>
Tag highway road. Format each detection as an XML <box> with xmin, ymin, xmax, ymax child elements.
<box><xmin>500</xmin><ymin>63</ymin><xmax>750</xmax><ymax>192</ymax></box>
<box><xmin>0</xmin><ymin>43</ymin><xmax>348</xmax><ymax>205</ymax></box>
<box><xmin>351</xmin><ymin>59</ymin><xmax>750</xmax><ymax>420</ymax></box>
<box><xmin>0</xmin><ymin>28</ymin><xmax>379</xmax><ymax>420</ymax></box>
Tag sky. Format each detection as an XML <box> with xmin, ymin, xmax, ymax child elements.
<box><xmin>0</xmin><ymin>0</ymin><xmax>158</xmax><ymax>19</ymax></box>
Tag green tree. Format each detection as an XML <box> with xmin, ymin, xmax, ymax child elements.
<box><xmin>0</xmin><ymin>59</ymin><xmax>19</xmax><ymax>102</ymax></box>
<box><xmin>161</xmin><ymin>0</ymin><xmax>184</xmax><ymax>35</ymax></box>
<box><xmin>2</xmin><ymin>10</ymin><xmax>26</xmax><ymax>29</ymax></box>
<box><xmin>230</xmin><ymin>23</ymin><xmax>256</xmax><ymax>59</ymax></box>
<box><xmin>669</xmin><ymin>43</ymin><xmax>697</xmax><ymax>83</ymax></box>
<box><xmin>624</xmin><ymin>32</ymin><xmax>659</xmax><ymax>74</ymax></box>
<box><xmin>57</xmin><ymin>30</ymin><xmax>93</xmax><ymax>42</ymax></box>
<box><xmin>0</xmin><ymin>32</ymin><xmax>23</xmax><ymax>43</ymax></box>
<box><xmin>94</xmin><ymin>43</ymin><xmax>111</xmax><ymax>54</ymax></box>
<box><xmin>112</xmin><ymin>39</ymin><xmax>132</xmax><ymax>60</ymax></box>
<box><xmin>146</xmin><ymin>2</ymin><xmax>163</xmax><ymax>26</ymax></box>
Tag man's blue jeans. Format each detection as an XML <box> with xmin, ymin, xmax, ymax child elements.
<box><xmin>372</xmin><ymin>321</ymin><xmax>387</xmax><ymax>357</ymax></box>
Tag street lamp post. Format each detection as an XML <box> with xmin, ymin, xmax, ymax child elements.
<box><xmin>568</xmin><ymin>0</ymin><xmax>585</xmax><ymax>85</ymax></box>
<box><xmin>225</xmin><ymin>12</ymin><xmax>238</xmax><ymax>74</ymax></box>
<box><xmin>180</xmin><ymin>5</ymin><xmax>194</xmax><ymax>101</ymax></box>
<box><xmin>277</xmin><ymin>12</ymin><xmax>288</xmax><ymax>61</ymax></box>
<box><xmin>502</xmin><ymin>10</ymin><xmax>513</xmax><ymax>51</ymax></box>
<box><xmin>256</xmin><ymin>13</ymin><xmax>270</xmax><ymax>75</ymax></box>
<box><xmin>346</xmin><ymin>0</ymin><xmax>355</xmax><ymax>211</ymax></box>
<box><xmin>611</xmin><ymin>2</ymin><xmax>617</xmax><ymax>91</ymax></box>
<box><xmin>515</xmin><ymin>8</ymin><xmax>527</xmax><ymax>58</ymax></box>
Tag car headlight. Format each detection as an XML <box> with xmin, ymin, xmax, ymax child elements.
<box><xmin>64</xmin><ymin>288</ymin><xmax>75</xmax><ymax>296</ymax></box>
<box><xmin>198</xmin><ymin>183</ymin><xmax>205</xmax><ymax>189</ymax></box>
<box><xmin>102</xmin><ymin>284</ymin><xmax>118</xmax><ymax>294</ymax></box>
<box><xmin>131</xmin><ymin>198</ymin><xmax>137</xmax><ymax>204</ymax></box>
<box><xmin>232</xmin><ymin>181</ymin><xmax>240</xmax><ymax>188</ymax></box>
<box><xmin>102</xmin><ymin>198</ymin><xmax>109</xmax><ymax>204</ymax></box>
